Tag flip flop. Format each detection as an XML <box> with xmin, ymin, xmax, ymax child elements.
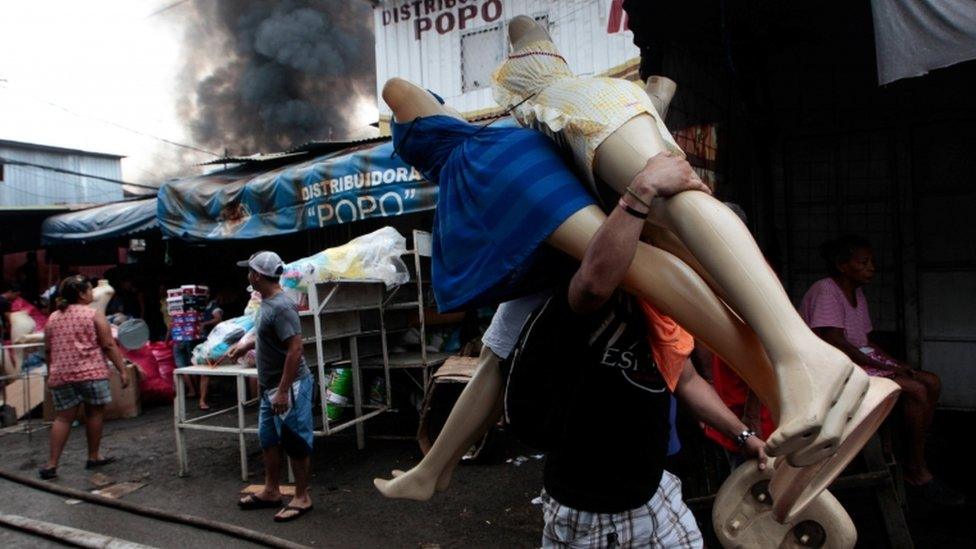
<box><xmin>38</xmin><ymin>467</ymin><xmax>57</xmax><ymax>480</ymax></box>
<box><xmin>238</xmin><ymin>494</ymin><xmax>284</xmax><ymax>510</ymax></box>
<box><xmin>85</xmin><ymin>456</ymin><xmax>117</xmax><ymax>469</ymax></box>
<box><xmin>273</xmin><ymin>504</ymin><xmax>313</xmax><ymax>522</ymax></box>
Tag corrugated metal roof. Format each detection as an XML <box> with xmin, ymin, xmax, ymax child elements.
<box><xmin>197</xmin><ymin>151</ymin><xmax>308</xmax><ymax>166</ymax></box>
<box><xmin>195</xmin><ymin>136</ymin><xmax>392</xmax><ymax>168</ymax></box>
<box><xmin>0</xmin><ymin>139</ymin><xmax>125</xmax><ymax>159</ymax></box>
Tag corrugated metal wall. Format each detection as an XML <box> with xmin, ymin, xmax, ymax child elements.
<box><xmin>0</xmin><ymin>145</ymin><xmax>123</xmax><ymax>207</ymax></box>
<box><xmin>373</xmin><ymin>0</ymin><xmax>640</xmax><ymax>121</ymax></box>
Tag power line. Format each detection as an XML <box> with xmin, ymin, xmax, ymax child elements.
<box><xmin>0</xmin><ymin>80</ymin><xmax>220</xmax><ymax>157</ymax></box>
<box><xmin>7</xmin><ymin>164</ymin><xmax>153</xmax><ymax>199</ymax></box>
<box><xmin>0</xmin><ymin>157</ymin><xmax>159</xmax><ymax>191</ymax></box>
<box><xmin>143</xmin><ymin>0</ymin><xmax>190</xmax><ymax>19</ymax></box>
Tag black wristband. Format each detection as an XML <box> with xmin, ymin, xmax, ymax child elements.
<box><xmin>619</xmin><ymin>200</ymin><xmax>649</xmax><ymax>220</ymax></box>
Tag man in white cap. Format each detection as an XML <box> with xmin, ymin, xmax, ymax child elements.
<box><xmin>229</xmin><ymin>251</ymin><xmax>314</xmax><ymax>522</ymax></box>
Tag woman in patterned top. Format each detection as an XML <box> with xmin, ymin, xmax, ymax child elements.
<box><xmin>39</xmin><ymin>275</ymin><xmax>129</xmax><ymax>480</ymax></box>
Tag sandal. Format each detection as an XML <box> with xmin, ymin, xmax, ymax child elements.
<box><xmin>273</xmin><ymin>504</ymin><xmax>313</xmax><ymax>522</ymax></box>
<box><xmin>238</xmin><ymin>494</ymin><xmax>283</xmax><ymax>510</ymax></box>
<box><xmin>85</xmin><ymin>456</ymin><xmax>117</xmax><ymax>469</ymax></box>
<box><xmin>38</xmin><ymin>467</ymin><xmax>57</xmax><ymax>480</ymax></box>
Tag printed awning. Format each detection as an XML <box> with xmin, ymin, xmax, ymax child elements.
<box><xmin>156</xmin><ymin>139</ymin><xmax>437</xmax><ymax>241</ymax></box>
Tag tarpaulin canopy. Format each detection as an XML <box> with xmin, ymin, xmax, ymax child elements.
<box><xmin>41</xmin><ymin>198</ymin><xmax>158</xmax><ymax>245</ymax></box>
<box><xmin>157</xmin><ymin>139</ymin><xmax>438</xmax><ymax>241</ymax></box>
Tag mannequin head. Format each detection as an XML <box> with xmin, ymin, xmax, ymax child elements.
<box><xmin>822</xmin><ymin>235</ymin><xmax>874</xmax><ymax>287</ymax></box>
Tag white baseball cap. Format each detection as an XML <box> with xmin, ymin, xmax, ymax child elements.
<box><xmin>237</xmin><ymin>251</ymin><xmax>284</xmax><ymax>277</ymax></box>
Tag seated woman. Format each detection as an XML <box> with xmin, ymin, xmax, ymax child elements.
<box><xmin>801</xmin><ymin>235</ymin><xmax>964</xmax><ymax>506</ymax></box>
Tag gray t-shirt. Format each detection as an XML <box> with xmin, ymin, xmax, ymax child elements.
<box><xmin>481</xmin><ymin>290</ymin><xmax>552</xmax><ymax>360</ymax></box>
<box><xmin>256</xmin><ymin>292</ymin><xmax>309</xmax><ymax>389</ymax></box>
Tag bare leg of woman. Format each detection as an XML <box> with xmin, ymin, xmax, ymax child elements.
<box><xmin>84</xmin><ymin>404</ymin><xmax>107</xmax><ymax>461</ymax></box>
<box><xmin>47</xmin><ymin>405</ymin><xmax>79</xmax><ymax>469</ymax></box>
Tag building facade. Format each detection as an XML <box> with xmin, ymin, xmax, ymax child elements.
<box><xmin>372</xmin><ymin>0</ymin><xmax>641</xmax><ymax>129</ymax></box>
<box><xmin>0</xmin><ymin>139</ymin><xmax>124</xmax><ymax>208</ymax></box>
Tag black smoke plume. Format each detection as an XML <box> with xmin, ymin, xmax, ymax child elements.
<box><xmin>178</xmin><ymin>0</ymin><xmax>375</xmax><ymax>155</ymax></box>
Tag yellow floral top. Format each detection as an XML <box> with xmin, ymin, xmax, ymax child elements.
<box><xmin>492</xmin><ymin>40</ymin><xmax>682</xmax><ymax>188</ymax></box>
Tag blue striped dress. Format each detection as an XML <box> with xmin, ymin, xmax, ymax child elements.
<box><xmin>392</xmin><ymin>114</ymin><xmax>595</xmax><ymax>312</ymax></box>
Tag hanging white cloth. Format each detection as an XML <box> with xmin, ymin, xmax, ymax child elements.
<box><xmin>871</xmin><ymin>0</ymin><xmax>976</xmax><ymax>85</ymax></box>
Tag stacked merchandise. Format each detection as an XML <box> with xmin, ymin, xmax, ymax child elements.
<box><xmin>167</xmin><ymin>285</ymin><xmax>209</xmax><ymax>342</ymax></box>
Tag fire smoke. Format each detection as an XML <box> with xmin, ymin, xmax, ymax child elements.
<box><xmin>177</xmin><ymin>0</ymin><xmax>375</xmax><ymax>155</ymax></box>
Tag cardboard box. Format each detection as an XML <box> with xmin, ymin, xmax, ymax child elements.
<box><xmin>42</xmin><ymin>363</ymin><xmax>141</xmax><ymax>422</ymax></box>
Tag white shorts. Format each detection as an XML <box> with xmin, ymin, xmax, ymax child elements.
<box><xmin>541</xmin><ymin>471</ymin><xmax>703</xmax><ymax>548</ymax></box>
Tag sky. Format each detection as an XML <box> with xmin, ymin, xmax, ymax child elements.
<box><xmin>0</xmin><ymin>0</ymin><xmax>379</xmax><ymax>188</ymax></box>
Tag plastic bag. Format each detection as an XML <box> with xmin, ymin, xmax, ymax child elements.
<box><xmin>191</xmin><ymin>315</ymin><xmax>255</xmax><ymax>364</ymax></box>
<box><xmin>281</xmin><ymin>226</ymin><xmax>409</xmax><ymax>290</ymax></box>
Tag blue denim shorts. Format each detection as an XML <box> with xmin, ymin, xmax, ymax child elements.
<box><xmin>258</xmin><ymin>374</ymin><xmax>314</xmax><ymax>457</ymax></box>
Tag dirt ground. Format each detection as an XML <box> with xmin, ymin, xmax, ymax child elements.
<box><xmin>1</xmin><ymin>390</ymin><xmax>973</xmax><ymax>548</ymax></box>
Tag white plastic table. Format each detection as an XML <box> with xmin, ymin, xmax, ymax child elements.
<box><xmin>173</xmin><ymin>364</ymin><xmax>257</xmax><ymax>481</ymax></box>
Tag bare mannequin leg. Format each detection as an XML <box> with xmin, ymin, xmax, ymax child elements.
<box><xmin>374</xmin><ymin>346</ymin><xmax>503</xmax><ymax>501</ymax></box>
<box><xmin>375</xmin><ymin>80</ymin><xmax>779</xmax><ymax>501</ymax></box>
<box><xmin>593</xmin><ymin>117</ymin><xmax>869</xmax><ymax>465</ymax></box>
<box><xmin>374</xmin><ymin>207</ymin><xmax>780</xmax><ymax>501</ymax></box>
<box><xmin>504</xmin><ymin>14</ymin><xmax>871</xmax><ymax>466</ymax></box>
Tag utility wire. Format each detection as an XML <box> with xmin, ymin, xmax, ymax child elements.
<box><xmin>143</xmin><ymin>0</ymin><xmax>190</xmax><ymax>19</ymax></box>
<box><xmin>0</xmin><ymin>157</ymin><xmax>159</xmax><ymax>191</ymax></box>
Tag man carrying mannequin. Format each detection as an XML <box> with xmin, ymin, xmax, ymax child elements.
<box><xmin>229</xmin><ymin>251</ymin><xmax>314</xmax><ymax>522</ymax></box>
<box><xmin>503</xmin><ymin>153</ymin><xmax>767</xmax><ymax>547</ymax></box>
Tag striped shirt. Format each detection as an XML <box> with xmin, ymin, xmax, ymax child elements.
<box><xmin>45</xmin><ymin>305</ymin><xmax>109</xmax><ymax>387</ymax></box>
<box><xmin>799</xmin><ymin>277</ymin><xmax>873</xmax><ymax>348</ymax></box>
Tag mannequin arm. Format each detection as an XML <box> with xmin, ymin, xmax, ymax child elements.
<box><xmin>673</xmin><ymin>360</ymin><xmax>768</xmax><ymax>468</ymax></box>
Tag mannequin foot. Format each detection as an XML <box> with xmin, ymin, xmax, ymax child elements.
<box><xmin>766</xmin><ymin>343</ymin><xmax>864</xmax><ymax>464</ymax></box>
<box><xmin>373</xmin><ymin>467</ymin><xmax>439</xmax><ymax>501</ymax></box>
<box><xmin>391</xmin><ymin>468</ymin><xmax>451</xmax><ymax>493</ymax></box>
<box><xmin>788</xmin><ymin>366</ymin><xmax>870</xmax><ymax>467</ymax></box>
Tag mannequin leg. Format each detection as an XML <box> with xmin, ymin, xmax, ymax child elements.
<box><xmin>594</xmin><ymin>115</ymin><xmax>869</xmax><ymax>465</ymax></box>
<box><xmin>374</xmin><ymin>206</ymin><xmax>780</xmax><ymax>501</ymax></box>
<box><xmin>374</xmin><ymin>346</ymin><xmax>504</xmax><ymax>500</ymax></box>
<box><xmin>547</xmin><ymin>206</ymin><xmax>780</xmax><ymax>415</ymax></box>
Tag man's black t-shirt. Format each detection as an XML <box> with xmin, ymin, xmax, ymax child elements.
<box><xmin>538</xmin><ymin>287</ymin><xmax>671</xmax><ymax>514</ymax></box>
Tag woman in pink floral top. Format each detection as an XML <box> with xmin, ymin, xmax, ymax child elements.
<box><xmin>39</xmin><ymin>275</ymin><xmax>129</xmax><ymax>480</ymax></box>
<box><xmin>801</xmin><ymin>235</ymin><xmax>963</xmax><ymax>506</ymax></box>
